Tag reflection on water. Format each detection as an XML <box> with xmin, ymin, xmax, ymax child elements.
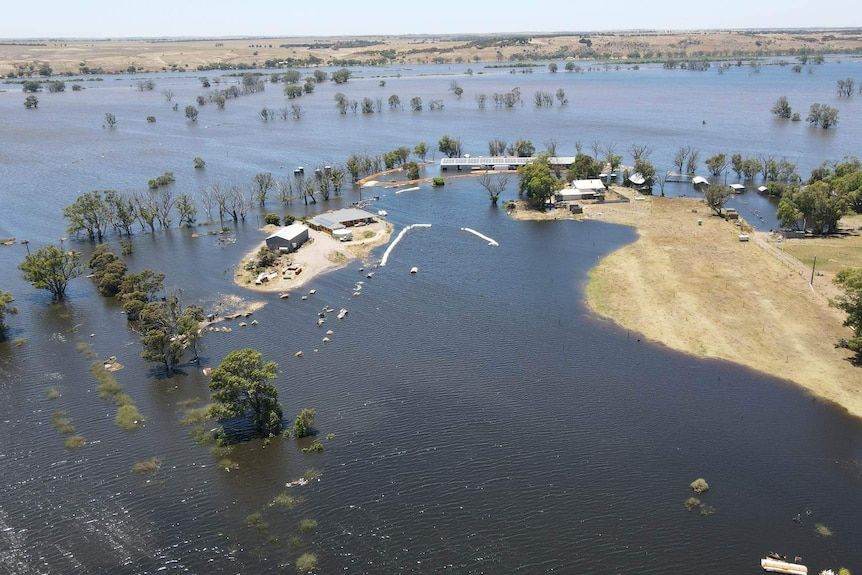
<box><xmin>0</xmin><ymin>62</ymin><xmax>860</xmax><ymax>573</ymax></box>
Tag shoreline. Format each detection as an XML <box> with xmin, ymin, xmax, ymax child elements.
<box><xmin>233</xmin><ymin>222</ymin><xmax>392</xmax><ymax>294</ymax></box>
<box><xmin>514</xmin><ymin>187</ymin><xmax>862</xmax><ymax>418</ymax></box>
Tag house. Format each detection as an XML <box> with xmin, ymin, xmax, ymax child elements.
<box><xmin>265</xmin><ymin>223</ymin><xmax>309</xmax><ymax>252</ymax></box>
<box><xmin>309</xmin><ymin>208</ymin><xmax>376</xmax><ymax>234</ymax></box>
<box><xmin>556</xmin><ymin>179</ymin><xmax>606</xmax><ymax>202</ymax></box>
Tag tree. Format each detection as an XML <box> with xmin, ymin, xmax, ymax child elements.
<box><xmin>176</xmin><ymin>194</ymin><xmax>197</xmax><ymax>227</ymax></box>
<box><xmin>833</xmin><ymin>268</ymin><xmax>862</xmax><ymax>362</ymax></box>
<box><xmin>705</xmin><ymin>153</ymin><xmax>728</xmax><ymax>176</ymax></box>
<box><xmin>807</xmin><ymin>103</ymin><xmax>838</xmax><ymax>129</ymax></box>
<box><xmin>119</xmin><ymin>269</ymin><xmax>164</xmax><ymax>321</ymax></box>
<box><xmin>193</xmin><ymin>156</ymin><xmax>206</xmax><ymax>169</ymax></box>
<box><xmin>673</xmin><ymin>146</ymin><xmax>691</xmax><ymax>174</ymax></box>
<box><xmin>413</xmin><ymin>142</ymin><xmax>428</xmax><ymax>161</ymax></box>
<box><xmin>313</xmin><ymin>69</ymin><xmax>327</xmax><ymax>83</ymax></box>
<box><xmin>518</xmin><ymin>157</ymin><xmax>560</xmax><ymax>209</ymax></box>
<box><xmin>24</xmin><ymin>95</ymin><xmax>38</xmax><ymax>109</ymax></box>
<box><xmin>22</xmin><ymin>80</ymin><xmax>41</xmax><ymax>93</ymax></box>
<box><xmin>548</xmin><ymin>62</ymin><xmax>558</xmax><ymax>73</ymax></box>
<box><xmin>778</xmin><ymin>183</ymin><xmax>848</xmax><ymax>233</ymax></box>
<box><xmin>410</xmin><ymin>96</ymin><xmax>423</xmax><ymax>111</ymax></box>
<box><xmin>252</xmin><ymin>172</ymin><xmax>274</xmax><ymax>205</ymax></box>
<box><xmin>293</xmin><ymin>407</ymin><xmax>316</xmax><ymax>438</ymax></box>
<box><xmin>185</xmin><ymin>105</ymin><xmax>199</xmax><ymax>122</ymax></box>
<box><xmin>507</xmin><ymin>139</ymin><xmax>535</xmax><ymax>157</ymax></box>
<box><xmin>331</xmin><ymin>68</ymin><xmax>351</xmax><ymax>84</ymax></box>
<box><xmin>209</xmin><ymin>348</ymin><xmax>284</xmax><ymax>437</ymax></box>
<box><xmin>388</xmin><ymin>94</ymin><xmax>401</xmax><ymax>110</ymax></box>
<box><xmin>478</xmin><ymin>172</ymin><xmax>510</xmax><ymax>205</ymax></box>
<box><xmin>405</xmin><ymin>162</ymin><xmax>421</xmax><ymax>180</ymax></box>
<box><xmin>19</xmin><ymin>245</ymin><xmax>82</xmax><ymax>301</ymax></box>
<box><xmin>64</xmin><ymin>191</ymin><xmax>112</xmax><ymax>241</ymax></box>
<box><xmin>555</xmin><ymin>88</ymin><xmax>568</xmax><ymax>105</ymax></box>
<box><xmin>771</xmin><ymin>96</ymin><xmax>793</xmax><ymax>119</ymax></box>
<box><xmin>284</xmin><ymin>84</ymin><xmax>303</xmax><ymax>99</ymax></box>
<box><xmin>0</xmin><ymin>291</ymin><xmax>17</xmax><ymax>337</ymax></box>
<box><xmin>703</xmin><ymin>184</ymin><xmax>731</xmax><ymax>215</ymax></box>
<box><xmin>88</xmin><ymin>245</ymin><xmax>128</xmax><ymax>297</ymax></box>
<box><xmin>438</xmin><ymin>135</ymin><xmax>462</xmax><ymax>158</ymax></box>
<box><xmin>104</xmin><ymin>112</ymin><xmax>117</xmax><ymax>128</ymax></box>
<box><xmin>162</xmin><ymin>89</ymin><xmax>174</xmax><ymax>102</ymax></box>
<box><xmin>567</xmin><ymin>153</ymin><xmax>603</xmax><ymax>181</ymax></box>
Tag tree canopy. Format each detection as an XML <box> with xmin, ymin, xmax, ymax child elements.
<box><xmin>833</xmin><ymin>268</ymin><xmax>862</xmax><ymax>363</ymax></box>
<box><xmin>209</xmin><ymin>348</ymin><xmax>284</xmax><ymax>437</ymax></box>
<box><xmin>19</xmin><ymin>245</ymin><xmax>82</xmax><ymax>301</ymax></box>
<box><xmin>518</xmin><ymin>156</ymin><xmax>561</xmax><ymax>209</ymax></box>
<box><xmin>0</xmin><ymin>291</ymin><xmax>16</xmax><ymax>337</ymax></box>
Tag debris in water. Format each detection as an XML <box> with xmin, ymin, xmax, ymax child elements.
<box><xmin>322</xmin><ymin>337</ymin><xmax>330</xmax><ymax>343</ymax></box>
<box><xmin>690</xmin><ymin>478</ymin><xmax>709</xmax><ymax>494</ymax></box>
<box><xmin>325</xmin><ymin>330</ymin><xmax>333</xmax><ymax>335</ymax></box>
<box><xmin>410</xmin><ymin>266</ymin><xmax>418</xmax><ymax>274</ymax></box>
<box><xmin>337</xmin><ymin>308</ymin><xmax>348</xmax><ymax>319</ymax></box>
<box><xmin>201</xmin><ymin>367</ymin><xmax>213</xmax><ymax>376</ymax></box>
<box><xmin>279</xmin><ymin>293</ymin><xmax>289</xmax><ymax>299</ymax></box>
<box><xmin>379</xmin><ymin>223</ymin><xmax>432</xmax><ymax>267</ymax></box>
<box><xmin>294</xmin><ymin>351</ymin><xmax>304</xmax><ymax>358</ymax></box>
<box><xmin>239</xmin><ymin>322</ymin><xmax>247</xmax><ymax>327</ymax></box>
<box><xmin>309</xmin><ymin>289</ymin><xmax>316</xmax><ymax>295</ymax></box>
<box><xmin>250</xmin><ymin>319</ymin><xmax>258</xmax><ymax>326</ymax></box>
<box><xmin>460</xmin><ymin>227</ymin><xmax>499</xmax><ymax>247</ymax></box>
<box><xmin>301</xmin><ymin>295</ymin><xmax>308</xmax><ymax>301</ymax></box>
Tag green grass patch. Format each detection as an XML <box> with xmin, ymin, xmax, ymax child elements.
<box><xmin>91</xmin><ymin>362</ymin><xmax>122</xmax><ymax>399</ymax></box>
<box><xmin>45</xmin><ymin>387</ymin><xmax>61</xmax><ymax>400</ymax></box>
<box><xmin>65</xmin><ymin>435</ymin><xmax>87</xmax><ymax>449</ymax></box>
<box><xmin>52</xmin><ymin>410</ymin><xmax>75</xmax><ymax>434</ymax></box>
<box><xmin>132</xmin><ymin>457</ymin><xmax>162</xmax><ymax>474</ymax></box>
<box><xmin>298</xmin><ymin>519</ymin><xmax>317</xmax><ymax>534</ymax></box>
<box><xmin>218</xmin><ymin>458</ymin><xmax>239</xmax><ymax>471</ymax></box>
<box><xmin>76</xmin><ymin>341</ymin><xmax>97</xmax><ymax>358</ymax></box>
<box><xmin>295</xmin><ymin>552</ymin><xmax>318</xmax><ymax>572</ymax></box>
<box><xmin>269</xmin><ymin>492</ymin><xmax>300</xmax><ymax>510</ymax></box>
<box><xmin>302</xmin><ymin>468</ymin><xmax>321</xmax><ymax>481</ymax></box>
<box><xmin>176</xmin><ymin>397</ymin><xmax>201</xmax><ymax>409</ymax></box>
<box><xmin>301</xmin><ymin>441</ymin><xmax>324</xmax><ymax>454</ymax></box>
<box><xmin>191</xmin><ymin>425</ymin><xmax>215</xmax><ymax>445</ymax></box>
<box><xmin>361</xmin><ymin>230</ymin><xmax>375</xmax><ymax>239</ymax></box>
<box><xmin>815</xmin><ymin>523</ymin><xmax>834</xmax><ymax>537</ymax></box>
<box><xmin>180</xmin><ymin>406</ymin><xmax>213</xmax><ymax>426</ymax></box>
<box><xmin>325</xmin><ymin>433</ymin><xmax>336</xmax><ymax>441</ymax></box>
<box><xmin>115</xmin><ymin>403</ymin><xmax>145</xmax><ymax>430</ymax></box>
<box><xmin>245</xmin><ymin>511</ymin><xmax>268</xmax><ymax>530</ymax></box>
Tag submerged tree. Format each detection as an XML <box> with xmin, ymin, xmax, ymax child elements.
<box><xmin>771</xmin><ymin>96</ymin><xmax>793</xmax><ymax>119</ymax></box>
<box><xmin>209</xmin><ymin>348</ymin><xmax>284</xmax><ymax>437</ymax></box>
<box><xmin>139</xmin><ymin>295</ymin><xmax>203</xmax><ymax>374</ymax></box>
<box><xmin>19</xmin><ymin>245</ymin><xmax>83</xmax><ymax>301</ymax></box>
<box><xmin>807</xmin><ymin>103</ymin><xmax>839</xmax><ymax>129</ymax></box>
<box><xmin>184</xmin><ymin>105</ymin><xmax>199</xmax><ymax>122</ymax></box>
<box><xmin>293</xmin><ymin>407</ymin><xmax>316</xmax><ymax>438</ymax></box>
<box><xmin>104</xmin><ymin>112</ymin><xmax>117</xmax><ymax>128</ymax></box>
<box><xmin>438</xmin><ymin>135</ymin><xmax>462</xmax><ymax>158</ymax></box>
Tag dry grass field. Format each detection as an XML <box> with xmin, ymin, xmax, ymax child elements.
<box><xmin>2</xmin><ymin>29</ymin><xmax>861</xmax><ymax>75</ymax></box>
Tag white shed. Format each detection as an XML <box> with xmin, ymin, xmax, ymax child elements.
<box><xmin>265</xmin><ymin>223</ymin><xmax>309</xmax><ymax>253</ymax></box>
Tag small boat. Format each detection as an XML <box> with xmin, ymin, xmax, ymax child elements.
<box><xmin>377</xmin><ymin>209</ymin><xmax>388</xmax><ymax>216</ymax></box>
<box><xmin>308</xmin><ymin>289</ymin><xmax>316</xmax><ymax>295</ymax></box>
<box><xmin>337</xmin><ymin>308</ymin><xmax>348</xmax><ymax>319</ymax></box>
<box><xmin>322</xmin><ymin>337</ymin><xmax>330</xmax><ymax>343</ymax></box>
<box><xmin>294</xmin><ymin>351</ymin><xmax>304</xmax><ymax>358</ymax></box>
<box><xmin>761</xmin><ymin>558</ymin><xmax>808</xmax><ymax>575</ymax></box>
<box><xmin>279</xmin><ymin>293</ymin><xmax>289</xmax><ymax>299</ymax></box>
<box><xmin>317</xmin><ymin>318</ymin><xmax>325</xmax><ymax>327</ymax></box>
<box><xmin>301</xmin><ymin>295</ymin><xmax>307</xmax><ymax>301</ymax></box>
<box><xmin>410</xmin><ymin>266</ymin><xmax>418</xmax><ymax>274</ymax></box>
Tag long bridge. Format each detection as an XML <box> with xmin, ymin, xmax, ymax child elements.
<box><xmin>439</xmin><ymin>156</ymin><xmax>576</xmax><ymax>170</ymax></box>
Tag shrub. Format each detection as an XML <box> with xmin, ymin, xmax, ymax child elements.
<box><xmin>301</xmin><ymin>441</ymin><xmax>324</xmax><ymax>453</ymax></box>
<box><xmin>296</xmin><ymin>553</ymin><xmax>318</xmax><ymax>573</ymax></box>
<box><xmin>264</xmin><ymin>213</ymin><xmax>280</xmax><ymax>226</ymax></box>
<box><xmin>294</xmin><ymin>408</ymin><xmax>316</xmax><ymax>438</ymax></box>
<box><xmin>131</xmin><ymin>457</ymin><xmax>162</xmax><ymax>474</ymax></box>
<box><xmin>432</xmin><ymin>177</ymin><xmax>445</xmax><ymax>187</ymax></box>
<box><xmin>193</xmin><ymin>156</ymin><xmax>205</xmax><ymax>169</ymax></box>
<box><xmin>298</xmin><ymin>518</ymin><xmax>318</xmax><ymax>533</ymax></box>
<box><xmin>65</xmin><ymin>435</ymin><xmax>87</xmax><ymax>449</ymax></box>
<box><xmin>146</xmin><ymin>115</ymin><xmax>156</xmax><ymax>123</ymax></box>
<box><xmin>689</xmin><ymin>478</ymin><xmax>709</xmax><ymax>493</ymax></box>
<box><xmin>115</xmin><ymin>403</ymin><xmax>145</xmax><ymax>430</ymax></box>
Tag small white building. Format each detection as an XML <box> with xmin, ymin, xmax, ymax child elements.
<box><xmin>556</xmin><ymin>179</ymin><xmax>606</xmax><ymax>202</ymax></box>
<box><xmin>265</xmin><ymin>223</ymin><xmax>309</xmax><ymax>253</ymax></box>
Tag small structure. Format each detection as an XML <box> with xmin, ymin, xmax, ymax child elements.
<box><xmin>724</xmin><ymin>208</ymin><xmax>739</xmax><ymax>220</ymax></box>
<box><xmin>265</xmin><ymin>223</ymin><xmax>309</xmax><ymax>253</ymax></box>
<box><xmin>760</xmin><ymin>557</ymin><xmax>807</xmax><ymax>575</ymax></box>
<box><xmin>569</xmin><ymin>203</ymin><xmax>583</xmax><ymax>214</ymax></box>
<box><xmin>309</xmin><ymin>208</ymin><xmax>376</xmax><ymax>235</ymax></box>
<box><xmin>333</xmin><ymin>228</ymin><xmax>353</xmax><ymax>242</ymax></box>
<box><xmin>730</xmin><ymin>183</ymin><xmax>746</xmax><ymax>194</ymax></box>
<box><xmin>757</xmin><ymin>185</ymin><xmax>769</xmax><ymax>193</ymax></box>
<box><xmin>439</xmin><ymin>156</ymin><xmax>576</xmax><ymax>171</ymax></box>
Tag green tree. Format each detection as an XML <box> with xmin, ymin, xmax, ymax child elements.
<box><xmin>438</xmin><ymin>135</ymin><xmax>462</xmax><ymax>158</ymax></box>
<box><xmin>22</xmin><ymin>80</ymin><xmax>41</xmax><ymax>93</ymax></box>
<box><xmin>388</xmin><ymin>94</ymin><xmax>401</xmax><ymax>110</ymax></box>
<box><xmin>507</xmin><ymin>139</ymin><xmax>535</xmax><ymax>157</ymax></box>
<box><xmin>0</xmin><ymin>291</ymin><xmax>17</xmax><ymax>337</ymax></box>
<box><xmin>119</xmin><ymin>269</ymin><xmax>165</xmax><ymax>321</ymax></box>
<box><xmin>405</xmin><ymin>162</ymin><xmax>420</xmax><ymax>180</ymax></box>
<box><xmin>252</xmin><ymin>172</ymin><xmax>274</xmax><ymax>205</ymax></box>
<box><xmin>88</xmin><ymin>245</ymin><xmax>128</xmax><ymax>297</ymax></box>
<box><xmin>413</xmin><ymin>142</ymin><xmax>427</xmax><ymax>161</ymax></box>
<box><xmin>184</xmin><ymin>105</ymin><xmax>199</xmax><ymax>122</ymax></box>
<box><xmin>331</xmin><ymin>68</ymin><xmax>351</xmax><ymax>84</ymax></box>
<box><xmin>703</xmin><ymin>184</ymin><xmax>731</xmax><ymax>215</ymax></box>
<box><xmin>294</xmin><ymin>407</ymin><xmax>316</xmax><ymax>438</ymax></box>
<box><xmin>139</xmin><ymin>296</ymin><xmax>201</xmax><ymax>373</ymax></box>
<box><xmin>833</xmin><ymin>268</ymin><xmax>862</xmax><ymax>362</ymax></box>
<box><xmin>64</xmin><ymin>191</ymin><xmax>112</xmax><ymax>241</ymax></box>
<box><xmin>176</xmin><ymin>194</ymin><xmax>197</xmax><ymax>227</ymax></box>
<box><xmin>518</xmin><ymin>156</ymin><xmax>561</xmax><ymax>209</ymax></box>
<box><xmin>24</xmin><ymin>95</ymin><xmax>39</xmax><ymax>109</ymax></box>
<box><xmin>705</xmin><ymin>153</ymin><xmax>728</xmax><ymax>176</ymax></box>
<box><xmin>19</xmin><ymin>245</ymin><xmax>83</xmax><ymax>301</ymax></box>
<box><xmin>209</xmin><ymin>348</ymin><xmax>284</xmax><ymax>436</ymax></box>
<box><xmin>567</xmin><ymin>153</ymin><xmax>603</xmax><ymax>180</ymax></box>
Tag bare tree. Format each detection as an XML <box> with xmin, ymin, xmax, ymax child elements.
<box><xmin>252</xmin><ymin>172</ymin><xmax>274</xmax><ymax>206</ymax></box>
<box><xmin>162</xmin><ymin>89</ymin><xmax>174</xmax><ymax>102</ymax></box>
<box><xmin>673</xmin><ymin>146</ymin><xmax>690</xmax><ymax>174</ymax></box>
<box><xmin>685</xmin><ymin>148</ymin><xmax>700</xmax><ymax>175</ymax></box>
<box><xmin>544</xmin><ymin>139</ymin><xmax>558</xmax><ymax>157</ymax></box>
<box><xmin>478</xmin><ymin>172</ymin><xmax>511</xmax><ymax>205</ymax></box>
<box><xmin>199</xmin><ymin>186</ymin><xmax>215</xmax><ymax>222</ymax></box>
<box><xmin>590</xmin><ymin>141</ymin><xmax>602</xmax><ymax>159</ymax></box>
<box><xmin>488</xmin><ymin>138</ymin><xmax>507</xmax><ymax>156</ymax></box>
<box><xmin>630</xmin><ymin>144</ymin><xmax>652</xmax><ymax>162</ymax></box>
<box><xmin>290</xmin><ymin>104</ymin><xmax>303</xmax><ymax>119</ymax></box>
<box><xmin>276</xmin><ymin>179</ymin><xmax>294</xmax><ymax>203</ymax></box>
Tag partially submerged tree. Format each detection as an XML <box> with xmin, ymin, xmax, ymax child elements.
<box><xmin>209</xmin><ymin>348</ymin><xmax>284</xmax><ymax>437</ymax></box>
<box><xmin>478</xmin><ymin>172</ymin><xmax>510</xmax><ymax>205</ymax></box>
<box><xmin>184</xmin><ymin>105</ymin><xmax>199</xmax><ymax>122</ymax></box>
<box><xmin>771</xmin><ymin>96</ymin><xmax>793</xmax><ymax>119</ymax></box>
<box><xmin>438</xmin><ymin>135</ymin><xmax>462</xmax><ymax>158</ymax></box>
<box><xmin>807</xmin><ymin>103</ymin><xmax>839</xmax><ymax>129</ymax></box>
<box><xmin>139</xmin><ymin>295</ymin><xmax>203</xmax><ymax>374</ymax></box>
<box><xmin>293</xmin><ymin>407</ymin><xmax>316</xmax><ymax>438</ymax></box>
<box><xmin>64</xmin><ymin>190</ymin><xmax>112</xmax><ymax>241</ymax></box>
<box><xmin>104</xmin><ymin>112</ymin><xmax>117</xmax><ymax>128</ymax></box>
<box><xmin>19</xmin><ymin>245</ymin><xmax>82</xmax><ymax>301</ymax></box>
<box><xmin>0</xmin><ymin>291</ymin><xmax>17</xmax><ymax>338</ymax></box>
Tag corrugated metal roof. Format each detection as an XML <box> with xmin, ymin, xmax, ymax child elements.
<box><xmin>310</xmin><ymin>208</ymin><xmax>376</xmax><ymax>229</ymax></box>
<box><xmin>572</xmin><ymin>179</ymin><xmax>606</xmax><ymax>190</ymax></box>
<box><xmin>267</xmin><ymin>223</ymin><xmax>308</xmax><ymax>241</ymax></box>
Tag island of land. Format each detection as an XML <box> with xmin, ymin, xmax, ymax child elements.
<box><xmin>234</xmin><ymin>221</ymin><xmax>392</xmax><ymax>294</ymax></box>
<box><xmin>2</xmin><ymin>29</ymin><xmax>861</xmax><ymax>75</ymax></box>
<box><xmin>512</xmin><ymin>186</ymin><xmax>861</xmax><ymax>417</ymax></box>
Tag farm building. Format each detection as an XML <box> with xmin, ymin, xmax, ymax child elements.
<box><xmin>265</xmin><ymin>223</ymin><xmax>309</xmax><ymax>252</ymax></box>
<box><xmin>309</xmin><ymin>208</ymin><xmax>376</xmax><ymax>234</ymax></box>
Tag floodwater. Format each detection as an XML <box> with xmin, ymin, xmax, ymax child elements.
<box><xmin>0</xmin><ymin>59</ymin><xmax>861</xmax><ymax>573</ymax></box>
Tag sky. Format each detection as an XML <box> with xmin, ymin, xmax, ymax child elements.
<box><xmin>1</xmin><ymin>0</ymin><xmax>861</xmax><ymax>38</ymax></box>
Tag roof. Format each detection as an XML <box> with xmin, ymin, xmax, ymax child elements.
<box><xmin>572</xmin><ymin>179</ymin><xmax>606</xmax><ymax>190</ymax></box>
<box><xmin>267</xmin><ymin>223</ymin><xmax>308</xmax><ymax>241</ymax></box>
<box><xmin>628</xmin><ymin>173</ymin><xmax>646</xmax><ymax>185</ymax></box>
<box><xmin>310</xmin><ymin>208</ymin><xmax>376</xmax><ymax>230</ymax></box>
<box><xmin>691</xmin><ymin>176</ymin><xmax>709</xmax><ymax>185</ymax></box>
<box><xmin>729</xmin><ymin>183</ymin><xmax>746</xmax><ymax>190</ymax></box>
<box><xmin>557</xmin><ymin>189</ymin><xmax>599</xmax><ymax>197</ymax></box>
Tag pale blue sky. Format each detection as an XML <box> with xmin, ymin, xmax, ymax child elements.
<box><xmin>2</xmin><ymin>0</ymin><xmax>860</xmax><ymax>38</ymax></box>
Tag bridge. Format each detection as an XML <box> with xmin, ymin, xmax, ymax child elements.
<box><xmin>439</xmin><ymin>156</ymin><xmax>576</xmax><ymax>170</ymax></box>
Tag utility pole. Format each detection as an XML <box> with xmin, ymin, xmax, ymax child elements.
<box><xmin>810</xmin><ymin>256</ymin><xmax>817</xmax><ymax>286</ymax></box>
